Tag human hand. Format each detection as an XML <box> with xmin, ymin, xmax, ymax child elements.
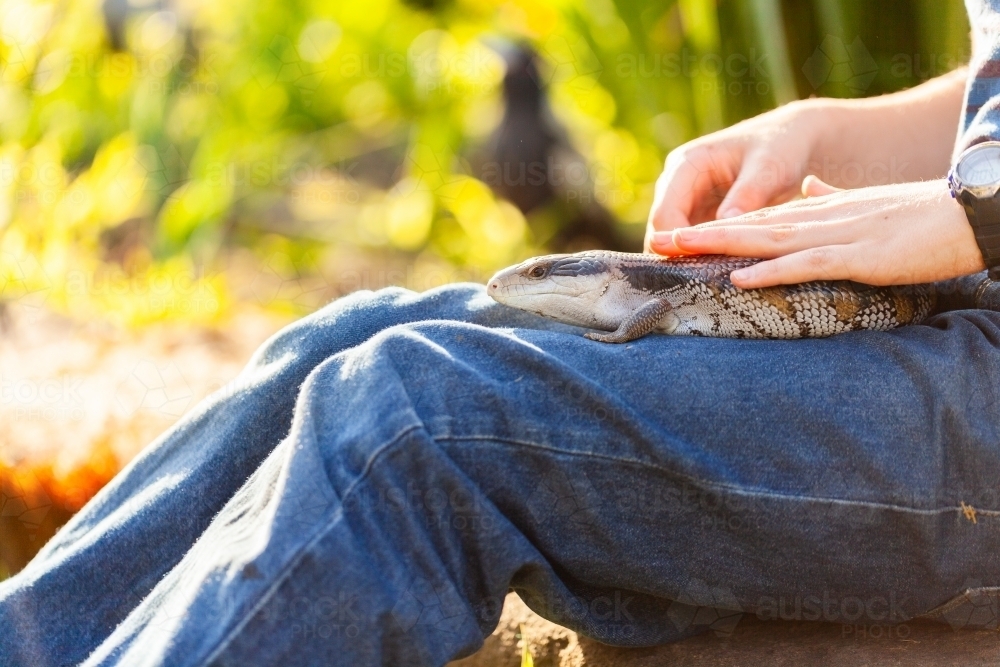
<box><xmin>645</xmin><ymin>100</ymin><xmax>826</xmax><ymax>253</ymax></box>
<box><xmin>652</xmin><ymin>178</ymin><xmax>985</xmax><ymax>288</ymax></box>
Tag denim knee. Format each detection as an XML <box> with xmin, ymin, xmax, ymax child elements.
<box><xmin>292</xmin><ymin>320</ymin><xmax>495</xmax><ymax>496</ymax></box>
<box><xmin>244</xmin><ymin>288</ymin><xmax>406</xmax><ymax>369</ymax></box>
<box><xmin>244</xmin><ymin>284</ymin><xmax>494</xmax><ymax>374</ymax></box>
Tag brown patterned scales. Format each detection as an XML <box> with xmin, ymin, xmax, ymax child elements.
<box><xmin>486</xmin><ymin>251</ymin><xmax>935</xmax><ymax>342</ymax></box>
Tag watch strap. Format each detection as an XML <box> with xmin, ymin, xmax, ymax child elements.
<box><xmin>956</xmin><ymin>190</ymin><xmax>1000</xmax><ymax>280</ymax></box>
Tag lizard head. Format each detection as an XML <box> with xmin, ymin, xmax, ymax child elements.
<box><xmin>486</xmin><ymin>253</ymin><xmax>613</xmax><ymax>325</ymax></box>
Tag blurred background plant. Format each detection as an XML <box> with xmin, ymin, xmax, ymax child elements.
<box><xmin>0</xmin><ymin>0</ymin><xmax>973</xmax><ymax>575</ymax></box>
<box><xmin>0</xmin><ymin>0</ymin><xmax>971</xmax><ymax>325</ymax></box>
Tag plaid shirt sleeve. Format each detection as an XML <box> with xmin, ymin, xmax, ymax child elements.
<box><xmin>958</xmin><ymin>0</ymin><xmax>1000</xmax><ymax>154</ymax></box>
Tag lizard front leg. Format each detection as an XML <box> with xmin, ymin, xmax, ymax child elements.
<box><xmin>585</xmin><ymin>298</ymin><xmax>673</xmax><ymax>343</ymax></box>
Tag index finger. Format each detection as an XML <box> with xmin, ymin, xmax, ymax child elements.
<box><xmin>646</xmin><ymin>149</ymin><xmax>739</xmax><ymax>253</ymax></box>
<box><xmin>648</xmin><ymin>146</ymin><xmax>739</xmax><ymax>230</ymax></box>
<box><xmin>647</xmin><ymin>157</ymin><xmax>700</xmax><ymax>232</ymax></box>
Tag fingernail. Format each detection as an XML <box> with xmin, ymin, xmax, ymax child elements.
<box><xmin>651</xmin><ymin>231</ymin><xmax>674</xmax><ymax>245</ymax></box>
<box><xmin>731</xmin><ymin>268</ymin><xmax>751</xmax><ymax>282</ymax></box>
<box><xmin>649</xmin><ymin>234</ymin><xmax>679</xmax><ymax>255</ymax></box>
<box><xmin>672</xmin><ymin>228</ymin><xmax>699</xmax><ymax>246</ymax></box>
<box><xmin>717</xmin><ymin>206</ymin><xmax>743</xmax><ymax>219</ymax></box>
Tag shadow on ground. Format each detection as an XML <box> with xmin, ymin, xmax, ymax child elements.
<box><xmin>450</xmin><ymin>593</ymin><xmax>1000</xmax><ymax>667</ymax></box>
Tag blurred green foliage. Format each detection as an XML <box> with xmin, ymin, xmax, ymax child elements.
<box><xmin>0</xmin><ymin>0</ymin><xmax>971</xmax><ymax>325</ymax></box>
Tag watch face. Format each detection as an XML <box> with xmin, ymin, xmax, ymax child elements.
<box><xmin>958</xmin><ymin>143</ymin><xmax>1000</xmax><ymax>187</ymax></box>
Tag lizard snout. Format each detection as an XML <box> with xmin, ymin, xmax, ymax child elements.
<box><xmin>486</xmin><ymin>268</ymin><xmax>515</xmax><ymax>300</ymax></box>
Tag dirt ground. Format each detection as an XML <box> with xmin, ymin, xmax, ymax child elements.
<box><xmin>0</xmin><ymin>301</ymin><xmax>289</xmax><ymax>576</ymax></box>
<box><xmin>449</xmin><ymin>593</ymin><xmax>1000</xmax><ymax>667</ymax></box>
<box><xmin>0</xmin><ymin>304</ymin><xmax>285</xmax><ymax>466</ymax></box>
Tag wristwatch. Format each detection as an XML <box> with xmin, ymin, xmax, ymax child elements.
<box><xmin>948</xmin><ymin>141</ymin><xmax>1000</xmax><ymax>280</ymax></box>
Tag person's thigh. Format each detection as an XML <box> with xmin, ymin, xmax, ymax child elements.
<box><xmin>352</xmin><ymin>307</ymin><xmax>1000</xmax><ymax>630</ymax></box>
<box><xmin>0</xmin><ymin>284</ymin><xmax>573</xmax><ymax>667</ymax></box>
<box><xmin>84</xmin><ymin>300</ymin><xmax>1000</xmax><ymax>666</ymax></box>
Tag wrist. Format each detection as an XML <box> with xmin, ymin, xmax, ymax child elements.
<box><xmin>948</xmin><ymin>141</ymin><xmax>1000</xmax><ymax>278</ymax></box>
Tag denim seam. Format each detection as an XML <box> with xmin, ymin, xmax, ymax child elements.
<box><xmin>201</xmin><ymin>421</ymin><xmax>425</xmax><ymax>667</ymax></box>
<box><xmin>438</xmin><ymin>434</ymin><xmax>1000</xmax><ymax>518</ymax></box>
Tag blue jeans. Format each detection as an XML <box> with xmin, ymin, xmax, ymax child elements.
<box><xmin>2</xmin><ymin>284</ymin><xmax>1000</xmax><ymax>666</ymax></box>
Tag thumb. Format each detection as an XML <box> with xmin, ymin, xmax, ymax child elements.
<box><xmin>801</xmin><ymin>174</ymin><xmax>843</xmax><ymax>198</ymax></box>
<box><xmin>715</xmin><ymin>152</ymin><xmax>787</xmax><ymax>219</ymax></box>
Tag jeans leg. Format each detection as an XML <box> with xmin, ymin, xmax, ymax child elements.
<box><xmin>74</xmin><ymin>299</ymin><xmax>1000</xmax><ymax>666</ymax></box>
<box><xmin>0</xmin><ymin>285</ymin><xmax>570</xmax><ymax>667</ymax></box>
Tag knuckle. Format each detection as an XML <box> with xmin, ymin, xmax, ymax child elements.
<box><xmin>806</xmin><ymin>246</ymin><xmax>835</xmax><ymax>268</ymax></box>
<box><xmin>695</xmin><ymin>226</ymin><xmax>726</xmax><ymax>245</ymax></box>
<box><xmin>765</xmin><ymin>224</ymin><xmax>797</xmax><ymax>243</ymax></box>
<box><xmin>665</xmin><ymin>146</ymin><xmax>691</xmax><ymax>167</ymax></box>
<box><xmin>714</xmin><ymin>227</ymin><xmax>732</xmax><ymax>243</ymax></box>
<box><xmin>669</xmin><ymin>143</ymin><xmax>710</xmax><ymax>169</ymax></box>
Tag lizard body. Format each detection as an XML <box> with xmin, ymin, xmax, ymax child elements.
<box><xmin>486</xmin><ymin>251</ymin><xmax>935</xmax><ymax>342</ymax></box>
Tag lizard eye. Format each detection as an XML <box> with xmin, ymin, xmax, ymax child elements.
<box><xmin>527</xmin><ymin>265</ymin><xmax>546</xmax><ymax>279</ymax></box>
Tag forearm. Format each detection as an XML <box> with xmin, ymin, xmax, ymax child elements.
<box><xmin>800</xmin><ymin>68</ymin><xmax>967</xmax><ymax>186</ymax></box>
